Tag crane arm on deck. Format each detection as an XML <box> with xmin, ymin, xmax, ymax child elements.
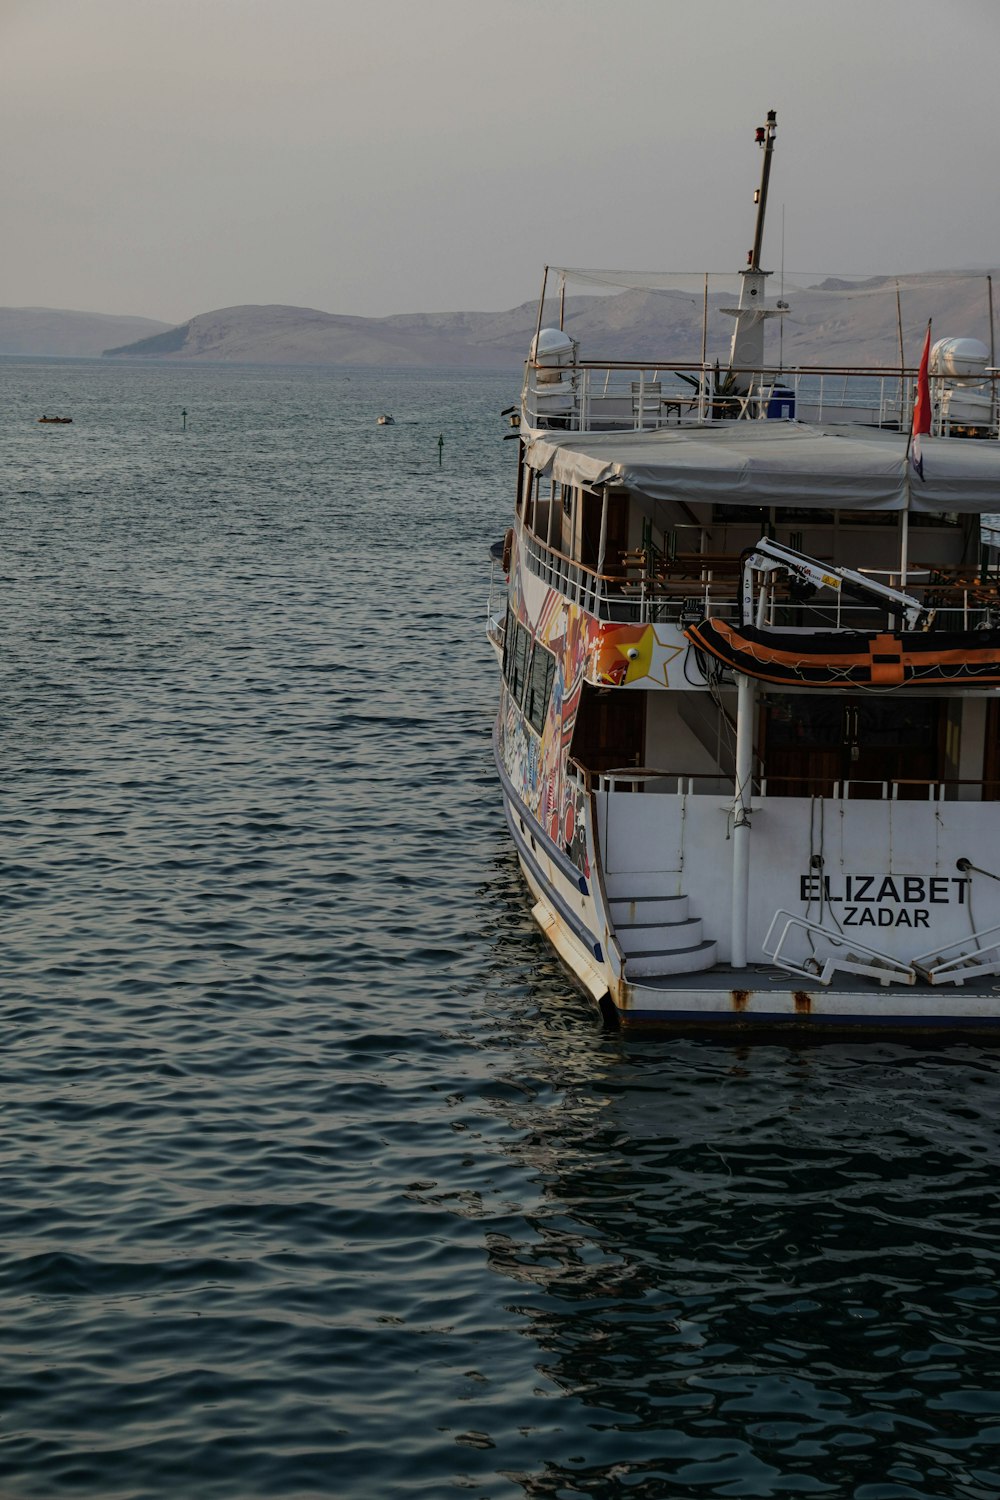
<box><xmin>741</xmin><ymin>538</ymin><xmax>932</xmax><ymax>631</ymax></box>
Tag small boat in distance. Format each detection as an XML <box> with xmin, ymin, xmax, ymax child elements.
<box><xmin>490</xmin><ymin>109</ymin><xmax>1000</xmax><ymax>1035</ymax></box>
<box><xmin>38</xmin><ymin>415</ymin><xmax>72</xmax><ymax>424</ymax></box>
<box><xmin>376</xmin><ymin>414</ymin><xmax>395</xmax><ymax>426</ymax></box>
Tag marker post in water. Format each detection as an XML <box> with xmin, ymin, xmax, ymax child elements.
<box><xmin>181</xmin><ymin>408</ymin><xmax>187</xmax><ymax>431</ymax></box>
<box><xmin>438</xmin><ymin>434</ymin><xmax>443</xmax><ymax>466</ymax></box>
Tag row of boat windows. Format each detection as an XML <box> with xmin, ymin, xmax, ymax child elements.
<box><xmin>711</xmin><ymin>505</ymin><xmax>962</xmax><ymax>527</ymax></box>
<box><xmin>502</xmin><ymin>610</ymin><xmax>557</xmax><ymax>735</ymax></box>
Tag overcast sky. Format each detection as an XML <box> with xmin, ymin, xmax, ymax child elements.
<box><xmin>2</xmin><ymin>0</ymin><xmax>998</xmax><ymax>325</ymax></box>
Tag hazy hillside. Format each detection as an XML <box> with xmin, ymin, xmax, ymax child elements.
<box><xmin>100</xmin><ymin>271</ymin><xmax>1000</xmax><ymax>369</ymax></box>
<box><xmin>0</xmin><ymin>308</ymin><xmax>171</xmax><ymax>358</ymax></box>
<box><xmin>103</xmin><ymin>302</ymin><xmax>540</xmax><ymax>368</ymax></box>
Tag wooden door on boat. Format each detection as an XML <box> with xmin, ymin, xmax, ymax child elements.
<box><xmin>570</xmin><ymin>684</ymin><xmax>646</xmax><ymax>777</ymax></box>
<box><xmin>579</xmin><ymin>493</ymin><xmax>630</xmax><ymax>575</ymax></box>
<box><xmin>984</xmin><ymin>700</ymin><xmax>1000</xmax><ymax>800</ymax></box>
<box><xmin>763</xmin><ymin>696</ymin><xmax>942</xmax><ymax>799</ymax></box>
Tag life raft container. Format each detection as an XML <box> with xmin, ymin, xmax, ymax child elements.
<box><xmin>684</xmin><ymin>616</ymin><xmax>1000</xmax><ymax>688</ymax></box>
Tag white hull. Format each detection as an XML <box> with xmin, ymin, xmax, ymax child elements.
<box><xmin>499</xmin><ymin>752</ymin><xmax>1000</xmax><ymax>1034</ymax></box>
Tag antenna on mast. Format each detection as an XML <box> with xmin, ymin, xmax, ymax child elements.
<box><xmin>749</xmin><ymin>110</ymin><xmax>777</xmax><ymax>272</ymax></box>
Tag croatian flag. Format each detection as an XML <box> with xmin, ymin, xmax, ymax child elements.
<box><xmin>911</xmin><ymin>321</ymin><xmax>932</xmax><ymax>480</ymax></box>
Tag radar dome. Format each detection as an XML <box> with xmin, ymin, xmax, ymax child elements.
<box><xmin>530</xmin><ymin>328</ymin><xmax>576</xmax><ymax>366</ymax></box>
<box><xmin>930</xmin><ymin>337</ymin><xmax>989</xmax><ymax>382</ymax></box>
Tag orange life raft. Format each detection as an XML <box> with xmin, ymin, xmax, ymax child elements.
<box><xmin>684</xmin><ymin>616</ymin><xmax>1000</xmax><ymax>688</ymax></box>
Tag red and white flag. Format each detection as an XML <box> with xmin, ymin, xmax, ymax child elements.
<box><xmin>911</xmin><ymin>321</ymin><xmax>932</xmax><ymax>480</ymax></box>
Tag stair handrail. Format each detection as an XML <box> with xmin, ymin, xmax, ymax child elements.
<box><xmin>912</xmin><ymin>924</ymin><xmax>1000</xmax><ymax>985</ymax></box>
<box><xmin>763</xmin><ymin>909</ymin><xmax>916</xmax><ymax>987</ymax></box>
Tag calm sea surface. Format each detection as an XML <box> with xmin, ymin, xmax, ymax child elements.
<box><xmin>1</xmin><ymin>358</ymin><xmax>999</xmax><ymax>1499</ymax></box>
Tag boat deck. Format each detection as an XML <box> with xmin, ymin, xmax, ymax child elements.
<box><xmin>624</xmin><ymin>964</ymin><xmax>1000</xmax><ymax>1033</ymax></box>
<box><xmin>637</xmin><ymin>963</ymin><xmax>1000</xmax><ymax>996</ymax></box>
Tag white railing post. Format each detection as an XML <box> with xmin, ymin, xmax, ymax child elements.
<box><xmin>731</xmin><ymin>671</ymin><xmax>755</xmax><ymax>968</ymax></box>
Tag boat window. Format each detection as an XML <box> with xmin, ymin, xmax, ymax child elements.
<box><xmin>525</xmin><ymin>643</ymin><xmax>556</xmax><ymax>735</ymax></box>
<box><xmin>712</xmin><ymin>504</ymin><xmax>770</xmax><ymax>524</ymax></box>
<box><xmin>501</xmin><ymin>605</ymin><xmax>515</xmax><ymax>680</ymax></box>
<box><xmin>505</xmin><ymin>619</ymin><xmax>532</xmax><ymax>707</ymax></box>
<box><xmin>909</xmin><ymin>511</ymin><xmax>962</xmax><ymax>528</ymax></box>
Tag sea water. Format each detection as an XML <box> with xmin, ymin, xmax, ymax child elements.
<box><xmin>0</xmin><ymin>358</ymin><xmax>999</xmax><ymax>1499</ymax></box>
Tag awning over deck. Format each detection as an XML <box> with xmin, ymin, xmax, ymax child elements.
<box><xmin>524</xmin><ymin>422</ymin><xmax>1000</xmax><ymax>514</ymax></box>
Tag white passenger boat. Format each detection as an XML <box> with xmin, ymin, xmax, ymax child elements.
<box><xmin>490</xmin><ymin>111</ymin><xmax>1000</xmax><ymax>1033</ymax></box>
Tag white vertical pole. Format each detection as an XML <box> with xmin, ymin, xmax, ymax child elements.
<box><xmin>595</xmin><ymin>490</ymin><xmax>608</xmax><ymax>615</ymax></box>
<box><xmin>731</xmin><ymin>671</ymin><xmax>755</xmax><ymax>968</ymax></box>
<box><xmin>899</xmin><ymin>507</ymin><xmax>909</xmax><ymax>589</ymax></box>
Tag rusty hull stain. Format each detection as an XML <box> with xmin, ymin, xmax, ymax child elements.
<box><xmin>613</xmin><ymin>974</ymin><xmax>632</xmax><ymax>1013</ymax></box>
<box><xmin>731</xmin><ymin>989</ymin><xmax>813</xmax><ymax>1017</ymax></box>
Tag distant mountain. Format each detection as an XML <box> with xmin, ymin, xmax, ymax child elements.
<box><xmin>103</xmin><ymin>302</ymin><xmax>539</xmax><ymax>368</ymax></box>
<box><xmin>101</xmin><ymin>272</ymin><xmax>1000</xmax><ymax>369</ymax></box>
<box><xmin>0</xmin><ymin>307</ymin><xmax>171</xmax><ymax>358</ymax></box>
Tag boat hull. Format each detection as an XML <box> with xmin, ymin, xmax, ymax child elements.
<box><xmin>496</xmin><ymin>721</ymin><xmax>1000</xmax><ymax>1035</ymax></box>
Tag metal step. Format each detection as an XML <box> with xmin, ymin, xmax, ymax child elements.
<box><xmin>626</xmin><ymin>940</ymin><xmax>718</xmax><ymax>978</ymax></box>
<box><xmin>609</xmin><ymin>894</ymin><xmax>689</xmax><ymax>925</ymax></box>
<box><xmin>616</xmin><ymin>918</ymin><xmax>704</xmax><ymax>953</ymax></box>
<box><xmin>604</xmin><ymin>871</ymin><xmax>683</xmax><ymax>899</ymax></box>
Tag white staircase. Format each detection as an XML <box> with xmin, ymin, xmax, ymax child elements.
<box><xmin>605</xmin><ymin>872</ymin><xmax>717</xmax><ymax>978</ymax></box>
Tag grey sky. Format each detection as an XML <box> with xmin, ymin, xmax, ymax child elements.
<box><xmin>2</xmin><ymin>0</ymin><xmax>998</xmax><ymax>324</ymax></box>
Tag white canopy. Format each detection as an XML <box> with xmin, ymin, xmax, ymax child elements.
<box><xmin>524</xmin><ymin>422</ymin><xmax>1000</xmax><ymax>514</ymax></box>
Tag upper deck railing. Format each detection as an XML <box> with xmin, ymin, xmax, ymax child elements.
<box><xmin>522</xmin><ymin>359</ymin><xmax>1000</xmax><ymax>438</ymax></box>
<box><xmin>520</xmin><ymin>523</ymin><xmax>1000</xmax><ymax>631</ymax></box>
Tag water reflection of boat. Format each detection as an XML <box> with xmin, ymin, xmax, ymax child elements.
<box><xmin>490</xmin><ymin>109</ymin><xmax>1000</xmax><ymax>1035</ymax></box>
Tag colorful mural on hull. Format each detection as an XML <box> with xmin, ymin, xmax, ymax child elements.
<box><xmin>498</xmin><ymin>538</ymin><xmax>684</xmax><ymax>876</ymax></box>
<box><xmin>499</xmin><ymin>544</ymin><xmax>589</xmax><ymax>874</ymax></box>
<box><xmin>591</xmin><ymin>620</ymin><xmax>685</xmax><ymax>688</ymax></box>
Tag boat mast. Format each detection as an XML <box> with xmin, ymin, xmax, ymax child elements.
<box><xmin>729</xmin><ymin>112</ymin><xmax>776</xmax><ymax>967</ymax></box>
<box><xmin>725</xmin><ymin>110</ymin><xmax>779</xmax><ymax>393</ymax></box>
<box><xmin>749</xmin><ymin>111</ymin><xmax>777</xmax><ymax>273</ymax></box>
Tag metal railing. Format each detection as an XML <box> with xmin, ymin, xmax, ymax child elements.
<box><xmin>567</xmin><ymin>763</ymin><xmax>744</xmax><ymax>797</ymax></box>
<box><xmin>520</xmin><ymin>527</ymin><xmax>746</xmax><ymax>624</ymax></box>
<box><xmin>570</xmin><ymin>762</ymin><xmax>1000</xmax><ymax>804</ymax></box>
<box><xmin>486</xmin><ymin>560</ymin><xmax>507</xmax><ymax>646</ymax></box>
<box><xmin>520</xmin><ymin>525</ymin><xmax>1000</xmax><ymax>630</ymax></box>
<box><xmin>522</xmin><ymin>360</ymin><xmax>1000</xmax><ymax>437</ymax></box>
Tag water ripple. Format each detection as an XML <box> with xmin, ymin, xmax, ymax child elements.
<box><xmin>0</xmin><ymin>363</ymin><xmax>999</xmax><ymax>1497</ymax></box>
